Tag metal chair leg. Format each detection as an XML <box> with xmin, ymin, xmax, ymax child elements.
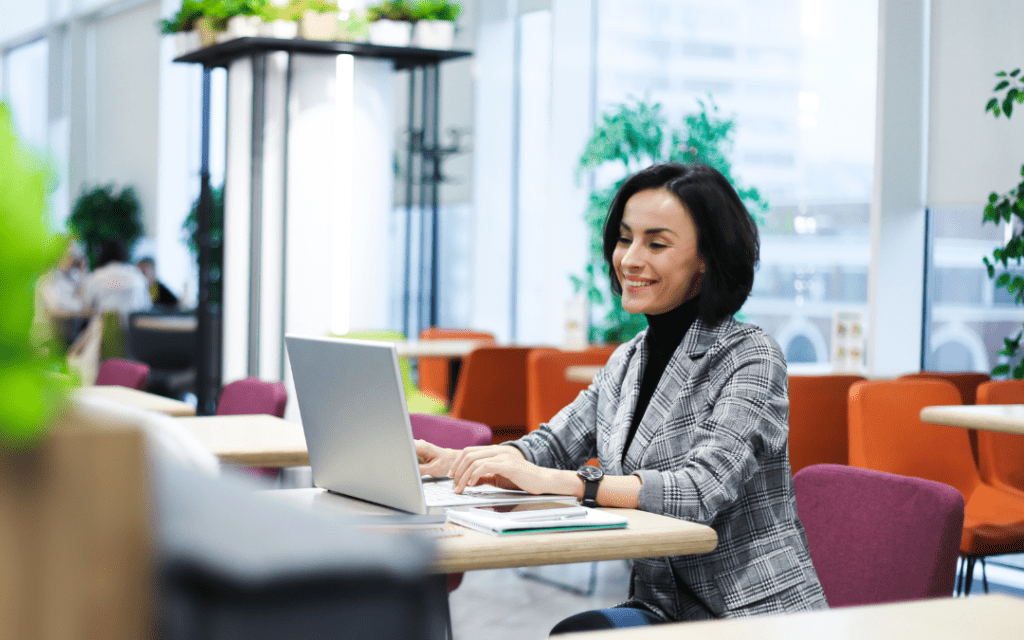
<box><xmin>981</xmin><ymin>557</ymin><xmax>989</xmax><ymax>593</ymax></box>
<box><xmin>516</xmin><ymin>562</ymin><xmax>599</xmax><ymax>597</ymax></box>
<box><xmin>955</xmin><ymin>556</ymin><xmax>964</xmax><ymax>596</ymax></box>
<box><xmin>964</xmin><ymin>556</ymin><xmax>976</xmax><ymax>596</ymax></box>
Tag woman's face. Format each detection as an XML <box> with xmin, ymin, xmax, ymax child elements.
<box><xmin>613</xmin><ymin>188</ymin><xmax>705</xmax><ymax>316</ymax></box>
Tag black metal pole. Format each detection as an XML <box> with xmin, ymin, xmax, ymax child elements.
<box><xmin>197</xmin><ymin>67</ymin><xmax>213</xmax><ymax>415</ymax></box>
<box><xmin>418</xmin><ymin>65</ymin><xmax>431</xmax><ymax>333</ymax></box>
<box><xmin>429</xmin><ymin>63</ymin><xmax>441</xmax><ymax>326</ymax></box>
<box><xmin>403</xmin><ymin>69</ymin><xmax>416</xmax><ymax>338</ymax></box>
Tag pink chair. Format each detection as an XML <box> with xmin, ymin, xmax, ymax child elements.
<box><xmin>794</xmin><ymin>463</ymin><xmax>964</xmax><ymax>607</ymax></box>
<box><xmin>95</xmin><ymin>358</ymin><xmax>150</xmax><ymax>390</ymax></box>
<box><xmin>216</xmin><ymin>377</ymin><xmax>288</xmax><ymax>483</ymax></box>
<box><xmin>216</xmin><ymin>377</ymin><xmax>288</xmax><ymax>418</ymax></box>
<box><xmin>409</xmin><ymin>413</ymin><xmax>492</xmax><ymax>593</ymax></box>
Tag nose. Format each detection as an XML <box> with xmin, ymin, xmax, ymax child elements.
<box><xmin>620</xmin><ymin>239</ymin><xmax>644</xmax><ymax>271</ymax></box>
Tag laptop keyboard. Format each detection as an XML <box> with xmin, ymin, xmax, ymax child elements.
<box><xmin>422</xmin><ymin>480</ymin><xmax>489</xmax><ymax>505</ymax></box>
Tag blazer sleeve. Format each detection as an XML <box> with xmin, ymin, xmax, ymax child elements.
<box><xmin>505</xmin><ymin>342</ymin><xmax>632</xmax><ymax>470</ymax></box>
<box><xmin>633</xmin><ymin>330</ymin><xmax>790</xmax><ymax>525</ymax></box>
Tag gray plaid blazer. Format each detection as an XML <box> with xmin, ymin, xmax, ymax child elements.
<box><xmin>510</xmin><ymin>316</ymin><xmax>828</xmax><ymax>621</ymax></box>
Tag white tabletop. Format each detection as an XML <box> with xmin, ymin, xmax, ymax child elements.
<box><xmin>560</xmin><ymin>594</ymin><xmax>1024</xmax><ymax>640</ymax></box>
<box><xmin>394</xmin><ymin>339</ymin><xmax>490</xmax><ymax>358</ymax></box>
<box><xmin>920</xmin><ymin>404</ymin><xmax>1024</xmax><ymax>435</ymax></box>
<box><xmin>564</xmin><ymin>365</ymin><xmax>601</xmax><ymax>384</ymax></box>
<box><xmin>75</xmin><ymin>385</ymin><xmax>197</xmax><ymax>417</ymax></box>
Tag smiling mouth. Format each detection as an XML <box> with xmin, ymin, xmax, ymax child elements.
<box><xmin>623</xmin><ymin>278</ymin><xmax>655</xmax><ymax>289</ymax></box>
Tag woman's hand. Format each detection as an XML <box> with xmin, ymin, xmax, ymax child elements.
<box><xmin>415</xmin><ymin>439</ymin><xmax>458</xmax><ymax>478</ymax></box>
<box><xmin>449</xmin><ymin>445</ymin><xmax>564</xmax><ymax>495</ymax></box>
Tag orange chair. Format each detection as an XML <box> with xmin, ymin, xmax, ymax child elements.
<box><xmin>898</xmin><ymin>372</ymin><xmax>991</xmax><ymax>405</ymax></box>
<box><xmin>976</xmin><ymin>380</ymin><xmax>1024</xmax><ymax>497</ymax></box>
<box><xmin>787</xmin><ymin>375</ymin><xmax>865</xmax><ymax>474</ymax></box>
<box><xmin>526</xmin><ymin>346</ymin><xmax>617</xmax><ymax>433</ymax></box>
<box><xmin>417</xmin><ymin>328</ymin><xmax>496</xmax><ymax>404</ymax></box>
<box><xmin>448</xmin><ymin>346</ymin><xmax>531</xmax><ymax>443</ymax></box>
<box><xmin>848</xmin><ymin>378</ymin><xmax>1024</xmax><ymax>595</ymax></box>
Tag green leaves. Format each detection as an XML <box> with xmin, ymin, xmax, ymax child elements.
<box><xmin>68</xmin><ymin>185</ymin><xmax>143</xmax><ymax>270</ymax></box>
<box><xmin>574</xmin><ymin>95</ymin><xmax>765</xmax><ymax>342</ymax></box>
<box><xmin>0</xmin><ymin>103</ymin><xmax>73</xmax><ymax>449</ymax></box>
<box><xmin>987</xmin><ymin>69</ymin><xmax>1024</xmax><ymax>120</ymax></box>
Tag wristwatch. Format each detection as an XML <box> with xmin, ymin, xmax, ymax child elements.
<box><xmin>577</xmin><ymin>465</ymin><xmax>604</xmax><ymax>508</ymax></box>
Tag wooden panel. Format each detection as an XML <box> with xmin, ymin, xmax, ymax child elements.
<box><xmin>176</xmin><ymin>414</ymin><xmax>309</xmax><ymax>467</ymax></box>
<box><xmin>0</xmin><ymin>402</ymin><xmax>152</xmax><ymax>639</ymax></box>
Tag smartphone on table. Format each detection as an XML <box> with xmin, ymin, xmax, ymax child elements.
<box><xmin>465</xmin><ymin>501</ymin><xmax>587</xmax><ymax>521</ymax></box>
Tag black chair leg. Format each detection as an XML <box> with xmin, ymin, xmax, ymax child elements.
<box><xmin>955</xmin><ymin>556</ymin><xmax>964</xmax><ymax>596</ymax></box>
<box><xmin>981</xmin><ymin>557</ymin><xmax>989</xmax><ymax>593</ymax></box>
<box><xmin>964</xmin><ymin>556</ymin><xmax>976</xmax><ymax>596</ymax></box>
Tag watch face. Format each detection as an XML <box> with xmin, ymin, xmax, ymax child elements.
<box><xmin>578</xmin><ymin>465</ymin><xmax>603</xmax><ymax>481</ymax></box>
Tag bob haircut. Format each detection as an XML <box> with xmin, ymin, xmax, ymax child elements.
<box><xmin>602</xmin><ymin>162</ymin><xmax>759</xmax><ymax>326</ymax></box>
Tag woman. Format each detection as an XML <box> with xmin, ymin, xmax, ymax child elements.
<box><xmin>417</xmin><ymin>163</ymin><xmax>827</xmax><ymax>631</ymax></box>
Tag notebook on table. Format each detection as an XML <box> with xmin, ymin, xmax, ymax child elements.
<box><xmin>285</xmin><ymin>335</ymin><xmax>578</xmax><ymax>516</ymax></box>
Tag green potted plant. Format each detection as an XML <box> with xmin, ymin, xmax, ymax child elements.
<box><xmin>411</xmin><ymin>0</ymin><xmax>460</xmax><ymax>49</ymax></box>
<box><xmin>337</xmin><ymin>9</ymin><xmax>370</xmax><ymax>42</ymax></box>
<box><xmin>299</xmin><ymin>0</ymin><xmax>340</xmax><ymax>41</ymax></box>
<box><xmin>68</xmin><ymin>185</ymin><xmax>144</xmax><ymax>271</ymax></box>
<box><xmin>366</xmin><ymin>0</ymin><xmax>416</xmax><ymax>47</ymax></box>
<box><xmin>182</xmin><ymin>186</ymin><xmax>224</xmax><ymax>306</ymax></box>
<box><xmin>0</xmin><ymin>103</ymin><xmax>73</xmax><ymax>449</ymax></box>
<box><xmin>258</xmin><ymin>0</ymin><xmax>301</xmax><ymax>38</ymax></box>
<box><xmin>982</xmin><ymin>68</ymin><xmax>1024</xmax><ymax>378</ymax></box>
<box><xmin>575</xmin><ymin>96</ymin><xmax>767</xmax><ymax>343</ymax></box>
<box><xmin>158</xmin><ymin>0</ymin><xmax>204</xmax><ymax>55</ymax></box>
<box><xmin>223</xmin><ymin>0</ymin><xmax>267</xmax><ymax>39</ymax></box>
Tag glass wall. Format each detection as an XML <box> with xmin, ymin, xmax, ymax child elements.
<box><xmin>924</xmin><ymin>206</ymin><xmax>1014</xmax><ymax>374</ymax></box>
<box><xmin>592</xmin><ymin>0</ymin><xmax>878</xmax><ymax>368</ymax></box>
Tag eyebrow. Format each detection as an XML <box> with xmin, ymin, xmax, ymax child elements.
<box><xmin>620</xmin><ymin>222</ymin><xmax>675</xmax><ymax>236</ymax></box>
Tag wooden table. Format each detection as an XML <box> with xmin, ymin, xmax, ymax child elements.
<box><xmin>559</xmin><ymin>593</ymin><xmax>1024</xmax><ymax>639</ymax></box>
<box><xmin>270</xmin><ymin>488</ymin><xmax>718</xmax><ymax>574</ymax></box>
<box><xmin>920</xmin><ymin>404</ymin><xmax>1024</xmax><ymax>435</ymax></box>
<box><xmin>176</xmin><ymin>414</ymin><xmax>309</xmax><ymax>466</ymax></box>
<box><xmin>565</xmin><ymin>365</ymin><xmax>601</xmax><ymax>384</ymax></box>
<box><xmin>394</xmin><ymin>339</ymin><xmax>489</xmax><ymax>358</ymax></box>
<box><xmin>131</xmin><ymin>315</ymin><xmax>197</xmax><ymax>331</ymax></box>
<box><xmin>76</xmin><ymin>385</ymin><xmax>197</xmax><ymax>417</ymax></box>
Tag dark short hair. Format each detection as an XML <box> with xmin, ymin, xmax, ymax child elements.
<box><xmin>602</xmin><ymin>162</ymin><xmax>760</xmax><ymax>325</ymax></box>
<box><xmin>96</xmin><ymin>238</ymin><xmax>130</xmax><ymax>268</ymax></box>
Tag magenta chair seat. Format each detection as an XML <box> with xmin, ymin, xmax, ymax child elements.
<box><xmin>216</xmin><ymin>377</ymin><xmax>288</xmax><ymax>418</ymax></box>
<box><xmin>95</xmin><ymin>358</ymin><xmax>150</xmax><ymax>390</ymax></box>
<box><xmin>409</xmin><ymin>413</ymin><xmax>492</xmax><ymax>593</ymax></box>
<box><xmin>794</xmin><ymin>463</ymin><xmax>964</xmax><ymax>607</ymax></box>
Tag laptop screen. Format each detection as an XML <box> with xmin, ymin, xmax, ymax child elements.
<box><xmin>285</xmin><ymin>335</ymin><xmax>429</xmax><ymax>514</ymax></box>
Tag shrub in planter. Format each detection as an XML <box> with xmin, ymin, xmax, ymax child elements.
<box><xmin>300</xmin><ymin>0</ymin><xmax>340</xmax><ymax>40</ymax></box>
<box><xmin>68</xmin><ymin>185</ymin><xmax>144</xmax><ymax>271</ymax></box>
<box><xmin>367</xmin><ymin>0</ymin><xmax>415</xmax><ymax>46</ymax></box>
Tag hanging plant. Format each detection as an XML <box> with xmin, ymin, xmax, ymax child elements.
<box><xmin>574</xmin><ymin>96</ymin><xmax>767</xmax><ymax>343</ymax></box>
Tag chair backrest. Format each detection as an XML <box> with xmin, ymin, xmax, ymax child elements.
<box><xmin>975</xmin><ymin>380</ymin><xmax>1024</xmax><ymax>493</ymax></box>
<box><xmin>95</xmin><ymin>358</ymin><xmax>150</xmax><ymax>390</ymax></box>
<box><xmin>787</xmin><ymin>375</ymin><xmax>865</xmax><ymax>474</ymax></box>
<box><xmin>127</xmin><ymin>311</ymin><xmax>197</xmax><ymax>371</ymax></box>
<box><xmin>898</xmin><ymin>371</ymin><xmax>991</xmax><ymax>405</ymax></box>
<box><xmin>99</xmin><ymin>310</ymin><xmax>128</xmax><ymax>361</ymax></box>
<box><xmin>848</xmin><ymin>378</ymin><xmax>979</xmax><ymax>498</ymax></box>
<box><xmin>417</xmin><ymin>328</ymin><xmax>496</xmax><ymax>401</ymax></box>
<box><xmin>794</xmin><ymin>463</ymin><xmax>964</xmax><ymax>607</ymax></box>
<box><xmin>409</xmin><ymin>413</ymin><xmax>493</xmax><ymax>449</ymax></box>
<box><xmin>526</xmin><ymin>346</ymin><xmax>617</xmax><ymax>432</ymax></box>
<box><xmin>216</xmin><ymin>377</ymin><xmax>288</xmax><ymax>417</ymax></box>
<box><xmin>449</xmin><ymin>346</ymin><xmax>532</xmax><ymax>443</ymax></box>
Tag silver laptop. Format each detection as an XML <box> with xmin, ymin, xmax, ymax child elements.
<box><xmin>285</xmin><ymin>334</ymin><xmax>576</xmax><ymax>515</ymax></box>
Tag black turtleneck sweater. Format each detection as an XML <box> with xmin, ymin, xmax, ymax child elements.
<box><xmin>622</xmin><ymin>295</ymin><xmax>701</xmax><ymax>460</ymax></box>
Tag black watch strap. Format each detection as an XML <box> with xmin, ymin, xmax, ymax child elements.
<box><xmin>577</xmin><ymin>466</ymin><xmax>603</xmax><ymax>508</ymax></box>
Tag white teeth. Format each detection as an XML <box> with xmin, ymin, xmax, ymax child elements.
<box><xmin>624</xmin><ymin>279</ymin><xmax>653</xmax><ymax>288</ymax></box>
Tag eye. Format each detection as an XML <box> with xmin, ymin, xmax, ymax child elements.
<box><xmin>649</xmin><ymin>241</ymin><xmax>668</xmax><ymax>250</ymax></box>
<box><xmin>617</xmin><ymin>235</ymin><xmax>632</xmax><ymax>244</ymax></box>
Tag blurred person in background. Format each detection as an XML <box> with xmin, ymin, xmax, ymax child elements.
<box><xmin>35</xmin><ymin>239</ymin><xmax>89</xmax><ymax>346</ymax></box>
<box><xmin>136</xmin><ymin>256</ymin><xmax>179</xmax><ymax>309</ymax></box>
<box><xmin>83</xmin><ymin>238</ymin><xmax>151</xmax><ymax>322</ymax></box>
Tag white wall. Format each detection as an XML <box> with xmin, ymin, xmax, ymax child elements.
<box><xmin>90</xmin><ymin>1</ymin><xmax>161</xmax><ymax>238</ymax></box>
<box><xmin>928</xmin><ymin>0</ymin><xmax>1024</xmax><ymax>207</ymax></box>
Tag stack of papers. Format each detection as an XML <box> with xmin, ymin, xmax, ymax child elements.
<box><xmin>446</xmin><ymin>507</ymin><xmax>628</xmax><ymax>536</ymax></box>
